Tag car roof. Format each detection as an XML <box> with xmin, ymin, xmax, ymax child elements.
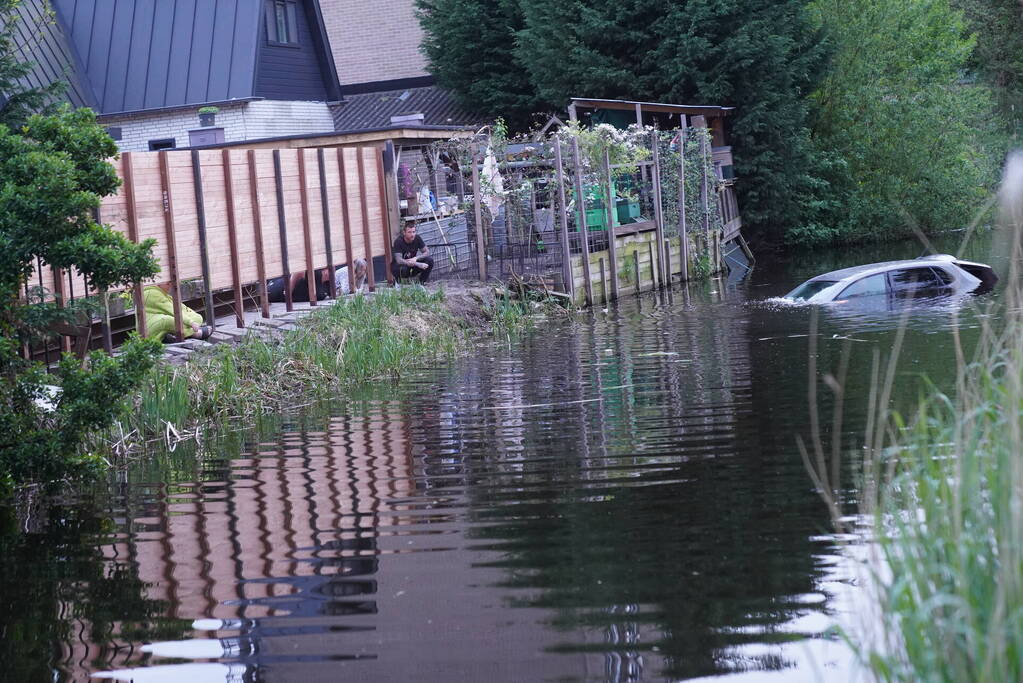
<box><xmin>809</xmin><ymin>256</ymin><xmax>955</xmax><ymax>283</ymax></box>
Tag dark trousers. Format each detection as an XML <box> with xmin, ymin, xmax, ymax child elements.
<box><xmin>391</xmin><ymin>256</ymin><xmax>434</xmax><ymax>284</ymax></box>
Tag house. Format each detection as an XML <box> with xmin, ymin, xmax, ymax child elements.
<box><xmin>21</xmin><ymin>0</ymin><xmax>343</xmax><ymax>151</ymax></box>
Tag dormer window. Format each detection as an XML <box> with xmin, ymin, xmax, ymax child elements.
<box><xmin>265</xmin><ymin>0</ymin><xmax>298</xmax><ymax>45</ymax></box>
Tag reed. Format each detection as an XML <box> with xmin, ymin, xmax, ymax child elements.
<box><xmin>803</xmin><ymin>152</ymin><xmax>1023</xmax><ymax>681</ymax></box>
<box><xmin>109</xmin><ymin>286</ymin><xmax>461</xmax><ymax>451</ymax></box>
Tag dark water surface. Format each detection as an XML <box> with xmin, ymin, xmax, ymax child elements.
<box><xmin>2</xmin><ymin>230</ymin><xmax>1012</xmax><ymax>682</ymax></box>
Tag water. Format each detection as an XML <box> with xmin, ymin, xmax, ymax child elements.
<box><xmin>1</xmin><ymin>230</ymin><xmax>1010</xmax><ymax>682</ymax></box>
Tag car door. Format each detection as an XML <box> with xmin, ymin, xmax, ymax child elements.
<box><xmin>836</xmin><ymin>273</ymin><xmax>889</xmax><ymax>301</ymax></box>
<box><xmin>887</xmin><ymin>267</ymin><xmax>950</xmax><ymax>300</ymax></box>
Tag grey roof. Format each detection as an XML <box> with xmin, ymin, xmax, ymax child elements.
<box><xmin>52</xmin><ymin>0</ymin><xmax>261</xmax><ymax>114</ymax></box>
<box><xmin>330</xmin><ymin>85</ymin><xmax>484</xmax><ymax>132</ymax></box>
<box><xmin>5</xmin><ymin>0</ymin><xmax>95</xmax><ymax>109</ymax></box>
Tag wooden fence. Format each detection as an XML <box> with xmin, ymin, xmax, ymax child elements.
<box><xmin>40</xmin><ymin>144</ymin><xmax>394</xmax><ymax>343</ymax></box>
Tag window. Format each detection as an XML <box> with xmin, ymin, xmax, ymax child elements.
<box><xmin>889</xmin><ymin>267</ymin><xmax>946</xmax><ymax>297</ymax></box>
<box><xmin>838</xmin><ymin>273</ymin><xmax>887</xmax><ymax>299</ymax></box>
<box><xmin>785</xmin><ymin>280</ymin><xmax>838</xmax><ymax>301</ymax></box>
<box><xmin>931</xmin><ymin>266</ymin><xmax>954</xmax><ymax>286</ymax></box>
<box><xmin>148</xmin><ymin>138</ymin><xmax>176</xmax><ymax>151</ymax></box>
<box><xmin>265</xmin><ymin>0</ymin><xmax>299</xmax><ymax>45</ymax></box>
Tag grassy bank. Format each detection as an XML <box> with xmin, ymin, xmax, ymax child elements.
<box><xmin>108</xmin><ymin>286</ymin><xmax>465</xmax><ymax>452</ymax></box>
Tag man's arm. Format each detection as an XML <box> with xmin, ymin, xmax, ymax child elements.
<box><xmin>394</xmin><ymin>251</ymin><xmax>418</xmax><ymax>266</ymax></box>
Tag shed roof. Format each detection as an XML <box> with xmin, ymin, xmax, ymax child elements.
<box><xmin>330</xmin><ymin>85</ymin><xmax>484</xmax><ymax>132</ymax></box>
<box><xmin>52</xmin><ymin>0</ymin><xmax>262</xmax><ymax>114</ymax></box>
<box><xmin>569</xmin><ymin>97</ymin><xmax>735</xmax><ymax>118</ymax></box>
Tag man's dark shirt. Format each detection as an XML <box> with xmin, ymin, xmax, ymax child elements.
<box><xmin>393</xmin><ymin>234</ymin><xmax>425</xmax><ymax>262</ymax></box>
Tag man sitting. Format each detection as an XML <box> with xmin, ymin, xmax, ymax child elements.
<box><xmin>391</xmin><ymin>222</ymin><xmax>434</xmax><ymax>284</ymax></box>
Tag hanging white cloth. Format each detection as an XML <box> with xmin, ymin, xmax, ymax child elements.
<box><xmin>481</xmin><ymin>146</ymin><xmax>504</xmax><ymax>218</ymax></box>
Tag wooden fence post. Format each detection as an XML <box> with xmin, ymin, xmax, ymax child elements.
<box><xmin>121</xmin><ymin>152</ymin><xmax>147</xmax><ymax>339</ymax></box>
<box><xmin>247</xmin><ymin>150</ymin><xmax>270</xmax><ymax>318</ymax></box>
<box><xmin>679</xmin><ymin>130</ymin><xmax>690</xmax><ymax>281</ymax></box>
<box><xmin>337</xmin><ymin>148</ymin><xmax>357</xmax><ymax>294</ymax></box>
<box><xmin>356</xmin><ymin>149</ymin><xmax>375</xmax><ymax>292</ymax></box>
<box><xmin>602</xmin><ymin>149</ymin><xmax>620</xmax><ymax>301</ymax></box>
<box><xmin>316</xmin><ymin>149</ymin><xmax>337</xmax><ymax>299</ymax></box>
<box><xmin>297</xmin><ymin>149</ymin><xmax>317</xmax><ymax>305</ymax></box>
<box><xmin>650</xmin><ymin>134</ymin><xmax>667</xmax><ymax>287</ymax></box>
<box><xmin>272</xmin><ymin>150</ymin><xmax>293</xmax><ymax>311</ymax></box>
<box><xmin>158</xmin><ymin>151</ymin><xmax>184</xmax><ymax>339</ymax></box>
<box><xmin>191</xmin><ymin>150</ymin><xmax>216</xmax><ymax>328</ymax></box>
<box><xmin>571</xmin><ymin>136</ymin><xmax>593</xmax><ymax>306</ymax></box>
<box><xmin>376</xmin><ymin>148</ymin><xmax>395</xmax><ymax>286</ymax></box>
<box><xmin>553</xmin><ymin>141</ymin><xmax>575</xmax><ymax>300</ymax></box>
<box><xmin>222</xmin><ymin>149</ymin><xmax>245</xmax><ymax>327</ymax></box>
<box><xmin>470</xmin><ymin>144</ymin><xmax>488</xmax><ymax>281</ymax></box>
<box><xmin>664</xmin><ymin>239</ymin><xmax>672</xmax><ymax>284</ymax></box>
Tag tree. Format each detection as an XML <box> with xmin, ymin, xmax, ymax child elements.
<box><xmin>0</xmin><ymin>1</ymin><xmax>160</xmax><ymax>491</ymax></box>
<box><xmin>952</xmin><ymin>0</ymin><xmax>1023</xmax><ymax>139</ymax></box>
<box><xmin>418</xmin><ymin>0</ymin><xmax>830</xmax><ymax>243</ymax></box>
<box><xmin>798</xmin><ymin>0</ymin><xmax>997</xmax><ymax>245</ymax></box>
<box><xmin>417</xmin><ymin>0</ymin><xmax>539</xmax><ymax>129</ymax></box>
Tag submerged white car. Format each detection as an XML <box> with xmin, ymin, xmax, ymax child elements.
<box><xmin>784</xmin><ymin>254</ymin><xmax>997</xmax><ymax>303</ymax></box>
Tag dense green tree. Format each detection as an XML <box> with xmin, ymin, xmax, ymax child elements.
<box><xmin>417</xmin><ymin>0</ymin><xmax>539</xmax><ymax>129</ymax></box>
<box><xmin>419</xmin><ymin>0</ymin><xmax>829</xmax><ymax>242</ymax></box>
<box><xmin>952</xmin><ymin>0</ymin><xmax>1023</xmax><ymax>138</ymax></box>
<box><xmin>799</xmin><ymin>0</ymin><xmax>996</xmax><ymax>244</ymax></box>
<box><xmin>0</xmin><ymin>1</ymin><xmax>161</xmax><ymax>491</ymax></box>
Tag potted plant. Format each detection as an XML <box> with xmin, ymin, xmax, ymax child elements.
<box><xmin>197</xmin><ymin>106</ymin><xmax>219</xmax><ymax>127</ymax></box>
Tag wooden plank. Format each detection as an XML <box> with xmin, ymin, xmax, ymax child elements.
<box><xmin>602</xmin><ymin>149</ymin><xmax>620</xmax><ymax>301</ymax></box>
<box><xmin>337</xmin><ymin>148</ymin><xmax>356</xmax><ymax>294</ymax></box>
<box><xmin>356</xmin><ymin>149</ymin><xmax>375</xmax><ymax>292</ymax></box>
<box><xmin>650</xmin><ymin>134</ymin><xmax>667</xmax><ymax>287</ymax></box>
<box><xmin>648</xmin><ymin>241</ymin><xmax>657</xmax><ymax>291</ymax></box>
<box><xmin>679</xmin><ymin>130</ymin><xmax>690</xmax><ymax>281</ymax></box>
<box><xmin>247</xmin><ymin>150</ymin><xmax>270</xmax><ymax>318</ymax></box>
<box><xmin>297</xmin><ymin>149</ymin><xmax>317</xmax><ymax>305</ymax></box>
<box><xmin>553</xmin><ymin>141</ymin><xmax>574</xmax><ymax>299</ymax></box>
<box><xmin>191</xmin><ymin>150</ymin><xmax>216</xmax><ymax>328</ymax></box>
<box><xmin>383</xmin><ymin>141</ymin><xmax>401</xmax><ymax>285</ymax></box>
<box><xmin>634</xmin><ymin>249</ymin><xmax>641</xmax><ymax>292</ymax></box>
<box><xmin>273</xmin><ymin>150</ymin><xmax>293</xmax><ymax>311</ymax></box>
<box><xmin>222</xmin><ymin>149</ymin><xmax>245</xmax><ymax>327</ymax></box>
<box><xmin>471</xmin><ymin>146</ymin><xmax>487</xmax><ymax>281</ymax></box>
<box><xmin>317</xmin><ymin>149</ymin><xmax>337</xmax><ymax>298</ymax></box>
<box><xmin>571</xmin><ymin>136</ymin><xmax>593</xmax><ymax>306</ymax></box>
<box><xmin>121</xmin><ymin>152</ymin><xmax>148</xmax><ymax>339</ymax></box>
<box><xmin>375</xmin><ymin>148</ymin><xmax>394</xmax><ymax>286</ymax></box>
<box><xmin>599</xmin><ymin>257</ymin><xmax>607</xmax><ymax>305</ymax></box>
<box><xmin>158</xmin><ymin>151</ymin><xmax>185</xmax><ymax>339</ymax></box>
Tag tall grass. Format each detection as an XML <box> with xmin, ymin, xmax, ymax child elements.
<box><xmin>804</xmin><ymin>151</ymin><xmax>1023</xmax><ymax>681</ymax></box>
<box><xmin>109</xmin><ymin>286</ymin><xmax>460</xmax><ymax>451</ymax></box>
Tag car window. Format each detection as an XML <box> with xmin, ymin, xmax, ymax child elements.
<box><xmin>889</xmin><ymin>267</ymin><xmax>944</xmax><ymax>295</ymax></box>
<box><xmin>837</xmin><ymin>273</ymin><xmax>887</xmax><ymax>299</ymax></box>
<box><xmin>930</xmin><ymin>266</ymin><xmax>954</xmax><ymax>286</ymax></box>
<box><xmin>785</xmin><ymin>280</ymin><xmax>839</xmax><ymax>301</ymax></box>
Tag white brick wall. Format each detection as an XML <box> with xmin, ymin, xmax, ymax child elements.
<box><xmin>103</xmin><ymin>100</ymin><xmax>337</xmax><ymax>153</ymax></box>
<box><xmin>320</xmin><ymin>0</ymin><xmax>428</xmax><ymax>86</ymax></box>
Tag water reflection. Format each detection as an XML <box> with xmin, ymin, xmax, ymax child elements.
<box><xmin>19</xmin><ymin>229</ymin><xmax>1011</xmax><ymax>681</ymax></box>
